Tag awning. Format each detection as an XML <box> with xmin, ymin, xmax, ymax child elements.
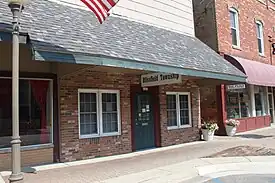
<box><xmin>225</xmin><ymin>55</ymin><xmax>275</xmax><ymax>87</ymax></box>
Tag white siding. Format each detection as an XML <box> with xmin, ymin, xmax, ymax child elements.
<box><xmin>49</xmin><ymin>0</ymin><xmax>195</xmax><ymax>36</ymax></box>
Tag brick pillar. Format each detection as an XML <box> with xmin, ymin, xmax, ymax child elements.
<box><xmin>216</xmin><ymin>84</ymin><xmax>227</xmax><ymax>135</ymax></box>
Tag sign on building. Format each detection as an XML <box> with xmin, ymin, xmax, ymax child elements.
<box><xmin>141</xmin><ymin>73</ymin><xmax>182</xmax><ymax>87</ymax></box>
<box><xmin>226</xmin><ymin>84</ymin><xmax>246</xmax><ymax>91</ymax></box>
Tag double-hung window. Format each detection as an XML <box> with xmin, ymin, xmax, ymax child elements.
<box><xmin>78</xmin><ymin>89</ymin><xmax>120</xmax><ymax>138</ymax></box>
<box><xmin>229</xmin><ymin>8</ymin><xmax>240</xmax><ymax>47</ymax></box>
<box><xmin>256</xmin><ymin>21</ymin><xmax>264</xmax><ymax>55</ymax></box>
<box><xmin>166</xmin><ymin>92</ymin><xmax>192</xmax><ymax>129</ymax></box>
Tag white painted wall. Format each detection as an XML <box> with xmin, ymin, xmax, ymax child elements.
<box><xmin>49</xmin><ymin>0</ymin><xmax>195</xmax><ymax>36</ymax></box>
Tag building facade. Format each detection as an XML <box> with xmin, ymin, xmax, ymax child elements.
<box><xmin>0</xmin><ymin>0</ymin><xmax>245</xmax><ymax>170</ymax></box>
<box><xmin>193</xmin><ymin>0</ymin><xmax>275</xmax><ymax>133</ymax></box>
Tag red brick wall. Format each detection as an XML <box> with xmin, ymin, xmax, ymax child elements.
<box><xmin>200</xmin><ymin>86</ymin><xmax>218</xmax><ymax>121</ymax></box>
<box><xmin>215</xmin><ymin>0</ymin><xmax>275</xmax><ymax>64</ymax></box>
<box><xmin>59</xmin><ymin>69</ymin><xmax>139</xmax><ymax>162</ymax></box>
<box><xmin>159</xmin><ymin>80</ymin><xmax>201</xmax><ymax>146</ymax></box>
<box><xmin>0</xmin><ymin>147</ymin><xmax>53</xmax><ymax>171</ymax></box>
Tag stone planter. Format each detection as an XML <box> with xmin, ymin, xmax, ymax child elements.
<box><xmin>201</xmin><ymin>129</ymin><xmax>215</xmax><ymax>141</ymax></box>
<box><xmin>225</xmin><ymin>125</ymin><xmax>237</xmax><ymax>136</ymax></box>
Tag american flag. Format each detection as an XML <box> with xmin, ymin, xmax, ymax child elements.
<box><xmin>81</xmin><ymin>0</ymin><xmax>119</xmax><ymax>24</ymax></box>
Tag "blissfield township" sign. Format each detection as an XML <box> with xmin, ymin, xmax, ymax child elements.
<box><xmin>141</xmin><ymin>73</ymin><xmax>182</xmax><ymax>87</ymax></box>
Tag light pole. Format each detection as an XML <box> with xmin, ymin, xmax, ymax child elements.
<box><xmin>8</xmin><ymin>0</ymin><xmax>28</xmax><ymax>182</ymax></box>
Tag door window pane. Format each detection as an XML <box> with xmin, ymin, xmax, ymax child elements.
<box><xmin>0</xmin><ymin>79</ymin><xmax>52</xmax><ymax>148</ymax></box>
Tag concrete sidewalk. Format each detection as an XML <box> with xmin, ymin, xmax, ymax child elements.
<box><xmin>2</xmin><ymin>156</ymin><xmax>275</xmax><ymax>183</ymax></box>
<box><xmin>1</xmin><ymin>126</ymin><xmax>275</xmax><ymax>183</ymax></box>
<box><xmin>101</xmin><ymin>156</ymin><xmax>275</xmax><ymax>183</ymax></box>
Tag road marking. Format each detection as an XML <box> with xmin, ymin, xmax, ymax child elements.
<box><xmin>212</xmin><ymin>178</ymin><xmax>224</xmax><ymax>183</ymax></box>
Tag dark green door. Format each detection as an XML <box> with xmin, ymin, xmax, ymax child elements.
<box><xmin>134</xmin><ymin>93</ymin><xmax>155</xmax><ymax>150</ymax></box>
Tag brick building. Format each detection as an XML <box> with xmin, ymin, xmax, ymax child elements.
<box><xmin>193</xmin><ymin>0</ymin><xmax>275</xmax><ymax>133</ymax></box>
<box><xmin>0</xmin><ymin>0</ymin><xmax>245</xmax><ymax>170</ymax></box>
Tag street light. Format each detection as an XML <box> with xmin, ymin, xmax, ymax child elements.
<box><xmin>7</xmin><ymin>0</ymin><xmax>28</xmax><ymax>182</ymax></box>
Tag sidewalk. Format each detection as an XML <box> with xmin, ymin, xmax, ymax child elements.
<box><xmin>1</xmin><ymin>126</ymin><xmax>275</xmax><ymax>183</ymax></box>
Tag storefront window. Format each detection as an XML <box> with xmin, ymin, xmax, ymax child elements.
<box><xmin>226</xmin><ymin>90</ymin><xmax>249</xmax><ymax>119</ymax></box>
<box><xmin>254</xmin><ymin>86</ymin><xmax>267</xmax><ymax>116</ymax></box>
<box><xmin>0</xmin><ymin>78</ymin><xmax>53</xmax><ymax>148</ymax></box>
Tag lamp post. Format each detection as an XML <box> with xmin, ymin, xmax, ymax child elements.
<box><xmin>8</xmin><ymin>0</ymin><xmax>28</xmax><ymax>182</ymax></box>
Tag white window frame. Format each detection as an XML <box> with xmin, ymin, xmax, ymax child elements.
<box><xmin>166</xmin><ymin>92</ymin><xmax>192</xmax><ymax>130</ymax></box>
<box><xmin>229</xmin><ymin>8</ymin><xmax>240</xmax><ymax>48</ymax></box>
<box><xmin>78</xmin><ymin>89</ymin><xmax>121</xmax><ymax>139</ymax></box>
<box><xmin>256</xmin><ymin>20</ymin><xmax>265</xmax><ymax>55</ymax></box>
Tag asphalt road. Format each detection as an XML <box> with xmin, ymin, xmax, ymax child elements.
<box><xmin>204</xmin><ymin>174</ymin><xmax>275</xmax><ymax>183</ymax></box>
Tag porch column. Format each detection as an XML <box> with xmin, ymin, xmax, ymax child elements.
<box><xmin>216</xmin><ymin>84</ymin><xmax>227</xmax><ymax>135</ymax></box>
<box><xmin>249</xmin><ymin>84</ymin><xmax>256</xmax><ymax>117</ymax></box>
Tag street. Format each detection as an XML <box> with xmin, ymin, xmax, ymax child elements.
<box><xmin>205</xmin><ymin>174</ymin><xmax>275</xmax><ymax>183</ymax></box>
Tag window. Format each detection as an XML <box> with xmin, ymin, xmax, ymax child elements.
<box><xmin>0</xmin><ymin>78</ymin><xmax>53</xmax><ymax>149</ymax></box>
<box><xmin>226</xmin><ymin>91</ymin><xmax>249</xmax><ymax>119</ymax></box>
<box><xmin>78</xmin><ymin>89</ymin><xmax>120</xmax><ymax>138</ymax></box>
<box><xmin>254</xmin><ymin>86</ymin><xmax>267</xmax><ymax>116</ymax></box>
<box><xmin>256</xmin><ymin>21</ymin><xmax>264</xmax><ymax>55</ymax></box>
<box><xmin>166</xmin><ymin>92</ymin><xmax>192</xmax><ymax>129</ymax></box>
<box><xmin>229</xmin><ymin>8</ymin><xmax>240</xmax><ymax>47</ymax></box>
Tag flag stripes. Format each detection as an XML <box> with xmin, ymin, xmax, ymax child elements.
<box><xmin>81</xmin><ymin>0</ymin><xmax>119</xmax><ymax>24</ymax></box>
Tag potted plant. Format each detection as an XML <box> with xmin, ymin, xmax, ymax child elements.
<box><xmin>201</xmin><ymin>120</ymin><xmax>219</xmax><ymax>141</ymax></box>
<box><xmin>225</xmin><ymin>119</ymin><xmax>240</xmax><ymax>136</ymax></box>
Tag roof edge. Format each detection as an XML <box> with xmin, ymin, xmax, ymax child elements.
<box><xmin>34</xmin><ymin>50</ymin><xmax>246</xmax><ymax>83</ymax></box>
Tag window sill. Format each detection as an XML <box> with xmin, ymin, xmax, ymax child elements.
<box><xmin>232</xmin><ymin>45</ymin><xmax>242</xmax><ymax>50</ymax></box>
<box><xmin>167</xmin><ymin>125</ymin><xmax>192</xmax><ymax>130</ymax></box>
<box><xmin>259</xmin><ymin>53</ymin><xmax>266</xmax><ymax>57</ymax></box>
<box><xmin>79</xmin><ymin>132</ymin><xmax>121</xmax><ymax>139</ymax></box>
<box><xmin>0</xmin><ymin>143</ymin><xmax>54</xmax><ymax>154</ymax></box>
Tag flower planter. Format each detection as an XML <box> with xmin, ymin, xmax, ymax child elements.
<box><xmin>201</xmin><ymin>129</ymin><xmax>215</xmax><ymax>141</ymax></box>
<box><xmin>225</xmin><ymin>125</ymin><xmax>237</xmax><ymax>136</ymax></box>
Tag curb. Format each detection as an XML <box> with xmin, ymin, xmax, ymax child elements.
<box><xmin>197</xmin><ymin>159</ymin><xmax>275</xmax><ymax>178</ymax></box>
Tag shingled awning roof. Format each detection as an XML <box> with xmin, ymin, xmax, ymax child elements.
<box><xmin>0</xmin><ymin>0</ymin><xmax>246</xmax><ymax>82</ymax></box>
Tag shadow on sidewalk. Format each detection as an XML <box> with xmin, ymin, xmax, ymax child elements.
<box><xmin>235</xmin><ymin>134</ymin><xmax>274</xmax><ymax>139</ymax></box>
